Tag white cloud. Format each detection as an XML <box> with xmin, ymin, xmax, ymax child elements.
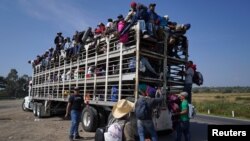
<box><xmin>18</xmin><ymin>0</ymin><xmax>91</xmax><ymax>31</ymax></box>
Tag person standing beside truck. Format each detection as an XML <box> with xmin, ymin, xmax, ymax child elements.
<box><xmin>174</xmin><ymin>92</ymin><xmax>190</xmax><ymax>141</ymax></box>
<box><xmin>182</xmin><ymin>61</ymin><xmax>194</xmax><ymax>103</ymax></box>
<box><xmin>135</xmin><ymin>85</ymin><xmax>163</xmax><ymax>141</ymax></box>
<box><xmin>65</xmin><ymin>87</ymin><xmax>84</xmax><ymax>141</ymax></box>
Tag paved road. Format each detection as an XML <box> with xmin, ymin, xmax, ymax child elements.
<box><xmin>159</xmin><ymin>114</ymin><xmax>250</xmax><ymax>141</ymax></box>
<box><xmin>2</xmin><ymin>99</ymin><xmax>249</xmax><ymax>141</ymax></box>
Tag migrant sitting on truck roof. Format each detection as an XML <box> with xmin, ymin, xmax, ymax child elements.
<box><xmin>54</xmin><ymin>32</ymin><xmax>64</xmax><ymax>61</ymax></box>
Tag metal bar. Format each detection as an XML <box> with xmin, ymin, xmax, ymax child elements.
<box><xmin>118</xmin><ymin>43</ymin><xmax>123</xmax><ymax>100</ymax></box>
<box><xmin>135</xmin><ymin>23</ymin><xmax>140</xmax><ymax>101</ymax></box>
<box><xmin>94</xmin><ymin>44</ymin><xmax>98</xmax><ymax>99</ymax></box>
<box><xmin>84</xmin><ymin>45</ymin><xmax>89</xmax><ymax>99</ymax></box>
<box><xmin>105</xmin><ymin>37</ymin><xmax>110</xmax><ymax>102</ymax></box>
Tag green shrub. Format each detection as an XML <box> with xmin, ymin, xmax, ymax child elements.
<box><xmin>193</xmin><ymin>100</ymin><xmax>250</xmax><ymax>119</ymax></box>
<box><xmin>214</xmin><ymin>95</ymin><xmax>225</xmax><ymax>99</ymax></box>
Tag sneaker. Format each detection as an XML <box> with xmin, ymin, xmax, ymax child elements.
<box><xmin>69</xmin><ymin>135</ymin><xmax>74</xmax><ymax>141</ymax></box>
<box><xmin>74</xmin><ymin>135</ymin><xmax>84</xmax><ymax>139</ymax></box>
<box><xmin>175</xmin><ymin>55</ymin><xmax>181</xmax><ymax>59</ymax></box>
<box><xmin>147</xmin><ymin>37</ymin><xmax>157</xmax><ymax>42</ymax></box>
<box><xmin>159</xmin><ymin>72</ymin><xmax>163</xmax><ymax>80</ymax></box>
<box><xmin>143</xmin><ymin>34</ymin><xmax>150</xmax><ymax>39</ymax></box>
<box><xmin>143</xmin><ymin>35</ymin><xmax>157</xmax><ymax>42</ymax></box>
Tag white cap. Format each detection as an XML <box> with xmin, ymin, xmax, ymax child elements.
<box><xmin>164</xmin><ymin>15</ymin><xmax>169</xmax><ymax>21</ymax></box>
<box><xmin>180</xmin><ymin>92</ymin><xmax>188</xmax><ymax>97</ymax></box>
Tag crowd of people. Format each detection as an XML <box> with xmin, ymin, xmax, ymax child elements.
<box><xmin>27</xmin><ymin>1</ymin><xmax>195</xmax><ymax>141</ymax></box>
<box><xmin>66</xmin><ymin>90</ymin><xmax>192</xmax><ymax>141</ymax></box>
<box><xmin>28</xmin><ymin>2</ymin><xmax>191</xmax><ymax>72</ymax></box>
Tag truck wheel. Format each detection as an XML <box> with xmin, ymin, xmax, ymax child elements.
<box><xmin>33</xmin><ymin>102</ymin><xmax>37</xmax><ymax>116</ymax></box>
<box><xmin>37</xmin><ymin>104</ymin><xmax>42</xmax><ymax>118</ymax></box>
<box><xmin>22</xmin><ymin>99</ymin><xmax>28</xmax><ymax>111</ymax></box>
<box><xmin>81</xmin><ymin>106</ymin><xmax>98</xmax><ymax>132</ymax></box>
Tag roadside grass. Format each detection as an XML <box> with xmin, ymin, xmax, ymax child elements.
<box><xmin>192</xmin><ymin>93</ymin><xmax>250</xmax><ymax>119</ymax></box>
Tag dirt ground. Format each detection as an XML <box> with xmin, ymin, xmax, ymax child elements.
<box><xmin>0</xmin><ymin>99</ymin><xmax>95</xmax><ymax>141</ymax></box>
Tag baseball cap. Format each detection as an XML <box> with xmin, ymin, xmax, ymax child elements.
<box><xmin>117</xmin><ymin>14</ymin><xmax>124</xmax><ymax>20</ymax></box>
<box><xmin>149</xmin><ymin>3</ymin><xmax>156</xmax><ymax>7</ymax></box>
<box><xmin>164</xmin><ymin>15</ymin><xmax>169</xmax><ymax>21</ymax></box>
<box><xmin>180</xmin><ymin>92</ymin><xmax>188</xmax><ymax>97</ymax></box>
<box><xmin>130</xmin><ymin>2</ymin><xmax>137</xmax><ymax>8</ymax></box>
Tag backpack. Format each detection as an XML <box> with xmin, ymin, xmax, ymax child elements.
<box><xmin>104</xmin><ymin>122</ymin><xmax>123</xmax><ymax>141</ymax></box>
<box><xmin>167</xmin><ymin>94</ymin><xmax>180</xmax><ymax>113</ymax></box>
<box><xmin>193</xmin><ymin>71</ymin><xmax>203</xmax><ymax>86</ymax></box>
<box><xmin>95</xmin><ymin>127</ymin><xmax>105</xmax><ymax>141</ymax></box>
<box><xmin>135</xmin><ymin>98</ymin><xmax>149</xmax><ymax>120</ymax></box>
<box><xmin>117</xmin><ymin>20</ymin><xmax>129</xmax><ymax>43</ymax></box>
<box><xmin>188</xmin><ymin>104</ymin><xmax>196</xmax><ymax>119</ymax></box>
<box><xmin>81</xmin><ymin>27</ymin><xmax>91</xmax><ymax>44</ymax></box>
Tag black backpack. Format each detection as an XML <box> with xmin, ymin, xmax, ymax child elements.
<box><xmin>135</xmin><ymin>98</ymin><xmax>149</xmax><ymax>120</ymax></box>
<box><xmin>193</xmin><ymin>71</ymin><xmax>203</xmax><ymax>86</ymax></box>
<box><xmin>95</xmin><ymin>127</ymin><xmax>105</xmax><ymax>141</ymax></box>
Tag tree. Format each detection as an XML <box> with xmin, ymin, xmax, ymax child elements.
<box><xmin>0</xmin><ymin>76</ymin><xmax>6</xmax><ymax>94</ymax></box>
<box><xmin>6</xmin><ymin>69</ymin><xmax>18</xmax><ymax>81</ymax></box>
<box><xmin>1</xmin><ymin>69</ymin><xmax>30</xmax><ymax>98</ymax></box>
<box><xmin>0</xmin><ymin>76</ymin><xmax>6</xmax><ymax>88</ymax></box>
<box><xmin>16</xmin><ymin>75</ymin><xmax>29</xmax><ymax>97</ymax></box>
<box><xmin>0</xmin><ymin>76</ymin><xmax>6</xmax><ymax>83</ymax></box>
<box><xmin>5</xmin><ymin>69</ymin><xmax>18</xmax><ymax>97</ymax></box>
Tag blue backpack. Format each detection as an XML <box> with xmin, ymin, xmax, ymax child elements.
<box><xmin>135</xmin><ymin>98</ymin><xmax>149</xmax><ymax>120</ymax></box>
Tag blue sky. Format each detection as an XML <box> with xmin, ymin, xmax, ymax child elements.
<box><xmin>0</xmin><ymin>0</ymin><xmax>249</xmax><ymax>87</ymax></box>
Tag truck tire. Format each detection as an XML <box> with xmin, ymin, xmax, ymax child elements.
<box><xmin>22</xmin><ymin>99</ymin><xmax>28</xmax><ymax>111</ymax></box>
<box><xmin>81</xmin><ymin>106</ymin><xmax>98</xmax><ymax>132</ymax></box>
<box><xmin>33</xmin><ymin>102</ymin><xmax>37</xmax><ymax>116</ymax></box>
<box><xmin>37</xmin><ymin>104</ymin><xmax>42</xmax><ymax>118</ymax></box>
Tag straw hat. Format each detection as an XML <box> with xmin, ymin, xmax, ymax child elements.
<box><xmin>112</xmin><ymin>99</ymin><xmax>134</xmax><ymax>118</ymax></box>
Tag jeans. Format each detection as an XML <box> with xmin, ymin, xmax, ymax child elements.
<box><xmin>175</xmin><ymin>121</ymin><xmax>190</xmax><ymax>141</ymax></box>
<box><xmin>141</xmin><ymin>57</ymin><xmax>158</xmax><ymax>76</ymax></box>
<box><xmin>183</xmin><ymin>84</ymin><xmax>192</xmax><ymax>103</ymax></box>
<box><xmin>137</xmin><ymin>120</ymin><xmax>158</xmax><ymax>141</ymax></box>
<box><xmin>70</xmin><ymin>110</ymin><xmax>81</xmax><ymax>137</ymax></box>
<box><xmin>138</xmin><ymin>20</ymin><xmax>147</xmax><ymax>34</ymax></box>
<box><xmin>146</xmin><ymin>23</ymin><xmax>153</xmax><ymax>36</ymax></box>
<box><xmin>74</xmin><ymin>44</ymin><xmax>81</xmax><ymax>55</ymax></box>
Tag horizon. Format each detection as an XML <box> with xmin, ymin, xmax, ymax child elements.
<box><xmin>0</xmin><ymin>0</ymin><xmax>250</xmax><ymax>87</ymax></box>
